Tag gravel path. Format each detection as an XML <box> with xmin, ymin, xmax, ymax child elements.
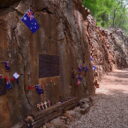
<box><xmin>69</xmin><ymin>69</ymin><xmax>128</xmax><ymax>128</ymax></box>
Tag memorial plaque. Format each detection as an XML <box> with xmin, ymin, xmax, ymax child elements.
<box><xmin>39</xmin><ymin>54</ymin><xmax>60</xmax><ymax>78</ymax></box>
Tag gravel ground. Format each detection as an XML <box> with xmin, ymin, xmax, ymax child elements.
<box><xmin>69</xmin><ymin>69</ymin><xmax>128</xmax><ymax>128</ymax></box>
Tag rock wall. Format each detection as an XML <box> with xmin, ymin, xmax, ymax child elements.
<box><xmin>0</xmin><ymin>0</ymin><xmax>127</xmax><ymax>127</ymax></box>
<box><xmin>84</xmin><ymin>14</ymin><xmax>128</xmax><ymax>81</ymax></box>
<box><xmin>110</xmin><ymin>29</ymin><xmax>128</xmax><ymax>68</ymax></box>
<box><xmin>0</xmin><ymin>0</ymin><xmax>95</xmax><ymax>127</ymax></box>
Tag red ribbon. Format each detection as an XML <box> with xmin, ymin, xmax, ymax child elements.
<box><xmin>26</xmin><ymin>85</ymin><xmax>35</xmax><ymax>90</ymax></box>
<box><xmin>5</xmin><ymin>77</ymin><xmax>9</xmax><ymax>81</ymax></box>
<box><xmin>10</xmin><ymin>77</ymin><xmax>15</xmax><ymax>81</ymax></box>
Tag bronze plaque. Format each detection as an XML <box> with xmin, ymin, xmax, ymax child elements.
<box><xmin>39</xmin><ymin>54</ymin><xmax>59</xmax><ymax>78</ymax></box>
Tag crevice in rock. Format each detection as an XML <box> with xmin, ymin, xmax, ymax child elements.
<box><xmin>10</xmin><ymin>7</ymin><xmax>24</xmax><ymax>16</ymax></box>
<box><xmin>40</xmin><ymin>7</ymin><xmax>54</xmax><ymax>15</ymax></box>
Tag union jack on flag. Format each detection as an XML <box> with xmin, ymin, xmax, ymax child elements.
<box><xmin>21</xmin><ymin>9</ymin><xmax>40</xmax><ymax>33</ymax></box>
<box><xmin>27</xmin><ymin>10</ymin><xmax>34</xmax><ymax>20</ymax></box>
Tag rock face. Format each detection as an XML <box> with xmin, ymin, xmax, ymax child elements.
<box><xmin>84</xmin><ymin>15</ymin><xmax>115</xmax><ymax>81</ymax></box>
<box><xmin>84</xmin><ymin>15</ymin><xmax>128</xmax><ymax>82</ymax></box>
<box><xmin>0</xmin><ymin>0</ymin><xmax>95</xmax><ymax>127</ymax></box>
<box><xmin>110</xmin><ymin>29</ymin><xmax>128</xmax><ymax>68</ymax></box>
<box><xmin>0</xmin><ymin>0</ymin><xmax>127</xmax><ymax>127</ymax></box>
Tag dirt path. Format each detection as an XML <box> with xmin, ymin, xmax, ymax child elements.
<box><xmin>69</xmin><ymin>69</ymin><xmax>128</xmax><ymax>128</ymax></box>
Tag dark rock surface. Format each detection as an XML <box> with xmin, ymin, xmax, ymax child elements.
<box><xmin>0</xmin><ymin>0</ymin><xmax>20</xmax><ymax>8</ymax></box>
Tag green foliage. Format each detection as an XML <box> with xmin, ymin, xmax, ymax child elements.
<box><xmin>82</xmin><ymin>0</ymin><xmax>128</xmax><ymax>32</ymax></box>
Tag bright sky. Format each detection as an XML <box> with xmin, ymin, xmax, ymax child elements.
<box><xmin>124</xmin><ymin>0</ymin><xmax>128</xmax><ymax>7</ymax></box>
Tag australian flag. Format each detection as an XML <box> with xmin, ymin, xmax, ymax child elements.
<box><xmin>21</xmin><ymin>9</ymin><xmax>40</xmax><ymax>33</ymax></box>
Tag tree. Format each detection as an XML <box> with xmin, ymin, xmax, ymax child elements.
<box><xmin>82</xmin><ymin>0</ymin><xmax>128</xmax><ymax>33</ymax></box>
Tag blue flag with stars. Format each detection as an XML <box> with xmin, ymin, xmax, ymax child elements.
<box><xmin>21</xmin><ymin>9</ymin><xmax>40</xmax><ymax>33</ymax></box>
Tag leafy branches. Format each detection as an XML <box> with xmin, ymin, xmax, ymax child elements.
<box><xmin>82</xmin><ymin>0</ymin><xmax>128</xmax><ymax>32</ymax></box>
